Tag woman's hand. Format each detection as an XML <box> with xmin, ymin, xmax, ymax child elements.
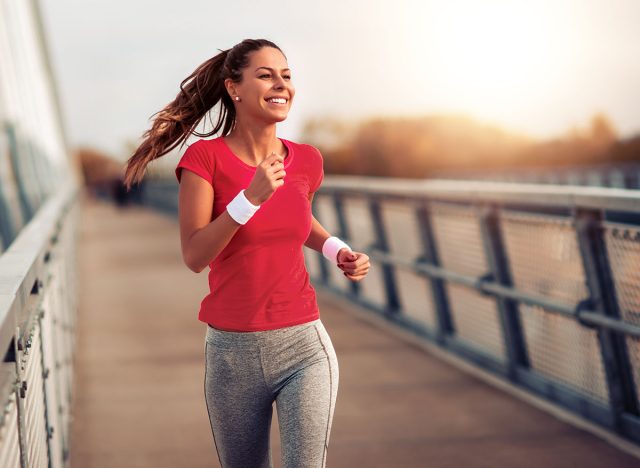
<box><xmin>244</xmin><ymin>152</ymin><xmax>285</xmax><ymax>205</ymax></box>
<box><xmin>336</xmin><ymin>248</ymin><xmax>370</xmax><ymax>282</ymax></box>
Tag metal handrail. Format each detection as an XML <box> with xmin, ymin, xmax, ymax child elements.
<box><xmin>313</xmin><ymin>175</ymin><xmax>640</xmax><ymax>444</ymax></box>
<box><xmin>0</xmin><ymin>186</ymin><xmax>77</xmax><ymax>355</ymax></box>
<box><xmin>359</xmin><ymin>244</ymin><xmax>640</xmax><ymax>338</ymax></box>
<box><xmin>135</xmin><ymin>174</ymin><xmax>640</xmax><ymax>445</ymax></box>
<box><xmin>320</xmin><ymin>176</ymin><xmax>640</xmax><ymax>213</ymax></box>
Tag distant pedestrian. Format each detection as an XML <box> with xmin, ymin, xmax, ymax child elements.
<box><xmin>123</xmin><ymin>38</ymin><xmax>370</xmax><ymax>467</ymax></box>
<box><xmin>111</xmin><ymin>176</ymin><xmax>129</xmax><ymax>207</ymax></box>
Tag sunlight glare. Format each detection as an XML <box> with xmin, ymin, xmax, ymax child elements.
<box><xmin>405</xmin><ymin>1</ymin><xmax>573</xmax><ymax>134</ymax></box>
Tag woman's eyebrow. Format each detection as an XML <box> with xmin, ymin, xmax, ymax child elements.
<box><xmin>254</xmin><ymin>66</ymin><xmax>291</xmax><ymax>72</ymax></box>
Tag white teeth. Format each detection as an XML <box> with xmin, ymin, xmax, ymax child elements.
<box><xmin>268</xmin><ymin>98</ymin><xmax>287</xmax><ymax>104</ymax></box>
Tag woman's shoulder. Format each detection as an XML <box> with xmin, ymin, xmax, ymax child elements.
<box><xmin>181</xmin><ymin>137</ymin><xmax>223</xmax><ymax>162</ymax></box>
<box><xmin>186</xmin><ymin>137</ymin><xmax>220</xmax><ymax>151</ymax></box>
<box><xmin>281</xmin><ymin>138</ymin><xmax>323</xmax><ymax>159</ymax></box>
<box><xmin>175</xmin><ymin>138</ymin><xmax>219</xmax><ymax>184</ymax></box>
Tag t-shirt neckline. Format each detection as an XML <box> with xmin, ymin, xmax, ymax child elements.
<box><xmin>219</xmin><ymin>137</ymin><xmax>294</xmax><ymax>171</ymax></box>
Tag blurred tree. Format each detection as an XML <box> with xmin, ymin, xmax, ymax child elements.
<box><xmin>590</xmin><ymin>113</ymin><xmax>618</xmax><ymax>145</ymax></box>
<box><xmin>74</xmin><ymin>147</ymin><xmax>136</xmax><ymax>205</ymax></box>
<box><xmin>75</xmin><ymin>147</ymin><xmax>123</xmax><ymax>186</ymax></box>
<box><xmin>300</xmin><ymin>112</ymin><xmax>633</xmax><ymax>178</ymax></box>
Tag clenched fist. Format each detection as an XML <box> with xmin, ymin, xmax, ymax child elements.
<box><xmin>337</xmin><ymin>249</ymin><xmax>371</xmax><ymax>282</ymax></box>
<box><xmin>243</xmin><ymin>152</ymin><xmax>286</xmax><ymax>205</ymax></box>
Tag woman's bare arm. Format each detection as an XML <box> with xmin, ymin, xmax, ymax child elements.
<box><xmin>178</xmin><ymin>170</ymin><xmax>242</xmax><ymax>273</ymax></box>
<box><xmin>304</xmin><ymin>191</ymin><xmax>371</xmax><ymax>282</ymax></box>
<box><xmin>304</xmin><ymin>192</ymin><xmax>331</xmax><ymax>253</ymax></box>
<box><xmin>178</xmin><ymin>153</ymin><xmax>285</xmax><ymax>273</ymax></box>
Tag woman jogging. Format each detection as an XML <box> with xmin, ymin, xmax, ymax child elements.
<box><xmin>123</xmin><ymin>38</ymin><xmax>371</xmax><ymax>467</ymax></box>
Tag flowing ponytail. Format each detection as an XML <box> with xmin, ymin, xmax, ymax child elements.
<box><xmin>123</xmin><ymin>38</ymin><xmax>283</xmax><ymax>190</ymax></box>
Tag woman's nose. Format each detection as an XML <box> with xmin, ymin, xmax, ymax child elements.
<box><xmin>273</xmin><ymin>75</ymin><xmax>286</xmax><ymax>89</ymax></box>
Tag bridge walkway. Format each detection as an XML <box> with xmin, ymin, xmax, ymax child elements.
<box><xmin>69</xmin><ymin>195</ymin><xmax>639</xmax><ymax>467</ymax></box>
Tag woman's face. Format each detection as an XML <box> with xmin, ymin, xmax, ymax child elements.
<box><xmin>227</xmin><ymin>47</ymin><xmax>295</xmax><ymax>124</ymax></box>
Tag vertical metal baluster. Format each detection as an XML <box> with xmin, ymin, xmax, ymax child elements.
<box><xmin>14</xmin><ymin>325</ymin><xmax>29</xmax><ymax>468</ymax></box>
<box><xmin>310</xmin><ymin>194</ymin><xmax>330</xmax><ymax>287</ymax></box>
<box><xmin>368</xmin><ymin>197</ymin><xmax>399</xmax><ymax>315</ymax></box>
<box><xmin>0</xmin><ymin>128</ymin><xmax>17</xmax><ymax>247</ymax></box>
<box><xmin>478</xmin><ymin>204</ymin><xmax>529</xmax><ymax>379</ymax></box>
<box><xmin>415</xmin><ymin>202</ymin><xmax>454</xmax><ymax>344</ymax></box>
<box><xmin>5</xmin><ymin>123</ymin><xmax>33</xmax><ymax>222</ymax></box>
<box><xmin>37</xmin><ymin>307</ymin><xmax>54</xmax><ymax>467</ymax></box>
<box><xmin>333</xmin><ymin>193</ymin><xmax>360</xmax><ymax>297</ymax></box>
<box><xmin>575</xmin><ymin>207</ymin><xmax>639</xmax><ymax>430</ymax></box>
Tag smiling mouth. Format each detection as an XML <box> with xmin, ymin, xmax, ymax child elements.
<box><xmin>266</xmin><ymin>97</ymin><xmax>288</xmax><ymax>105</ymax></box>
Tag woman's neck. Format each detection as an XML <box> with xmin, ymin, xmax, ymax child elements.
<box><xmin>224</xmin><ymin>123</ymin><xmax>285</xmax><ymax>166</ymax></box>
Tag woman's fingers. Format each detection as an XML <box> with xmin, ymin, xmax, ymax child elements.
<box><xmin>275</xmin><ymin>168</ymin><xmax>286</xmax><ymax>179</ymax></box>
<box><xmin>265</xmin><ymin>152</ymin><xmax>283</xmax><ymax>165</ymax></box>
<box><xmin>344</xmin><ymin>269</ymin><xmax>369</xmax><ymax>280</ymax></box>
<box><xmin>268</xmin><ymin>164</ymin><xmax>284</xmax><ymax>175</ymax></box>
<box><xmin>356</xmin><ymin>253</ymin><xmax>370</xmax><ymax>268</ymax></box>
<box><xmin>342</xmin><ymin>262</ymin><xmax>369</xmax><ymax>273</ymax></box>
<box><xmin>338</xmin><ymin>253</ymin><xmax>370</xmax><ymax>273</ymax></box>
<box><xmin>268</xmin><ymin>161</ymin><xmax>286</xmax><ymax>180</ymax></box>
<box><xmin>336</xmin><ymin>250</ymin><xmax>371</xmax><ymax>282</ymax></box>
<box><xmin>246</xmin><ymin>153</ymin><xmax>286</xmax><ymax>204</ymax></box>
<box><xmin>337</xmin><ymin>249</ymin><xmax>357</xmax><ymax>264</ymax></box>
<box><xmin>344</xmin><ymin>271</ymin><xmax>366</xmax><ymax>281</ymax></box>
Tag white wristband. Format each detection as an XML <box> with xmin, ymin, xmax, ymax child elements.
<box><xmin>322</xmin><ymin>236</ymin><xmax>351</xmax><ymax>264</ymax></box>
<box><xmin>226</xmin><ymin>189</ymin><xmax>260</xmax><ymax>225</ymax></box>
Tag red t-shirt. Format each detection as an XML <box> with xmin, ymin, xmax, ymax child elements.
<box><xmin>175</xmin><ymin>136</ymin><xmax>324</xmax><ymax>331</ymax></box>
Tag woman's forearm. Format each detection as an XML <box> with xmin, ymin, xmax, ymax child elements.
<box><xmin>190</xmin><ymin>213</ymin><xmax>329</xmax><ymax>272</ymax></box>
<box><xmin>184</xmin><ymin>211</ymin><xmax>242</xmax><ymax>273</ymax></box>
<box><xmin>304</xmin><ymin>215</ymin><xmax>331</xmax><ymax>253</ymax></box>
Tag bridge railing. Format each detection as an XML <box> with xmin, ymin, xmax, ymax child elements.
<box><xmin>135</xmin><ymin>174</ymin><xmax>640</xmax><ymax>444</ymax></box>
<box><xmin>306</xmin><ymin>177</ymin><xmax>640</xmax><ymax>444</ymax></box>
<box><xmin>430</xmin><ymin>162</ymin><xmax>640</xmax><ymax>189</ymax></box>
<box><xmin>0</xmin><ymin>185</ymin><xmax>78</xmax><ymax>468</ymax></box>
<box><xmin>0</xmin><ymin>0</ymin><xmax>79</xmax><ymax>463</ymax></box>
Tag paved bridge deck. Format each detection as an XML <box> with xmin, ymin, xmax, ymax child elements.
<box><xmin>70</xmin><ymin>194</ymin><xmax>639</xmax><ymax>467</ymax></box>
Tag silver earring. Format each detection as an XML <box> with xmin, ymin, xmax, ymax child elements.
<box><xmin>234</xmin><ymin>96</ymin><xmax>241</xmax><ymax>102</ymax></box>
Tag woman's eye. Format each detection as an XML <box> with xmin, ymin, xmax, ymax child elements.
<box><xmin>283</xmin><ymin>75</ymin><xmax>292</xmax><ymax>80</ymax></box>
<box><xmin>259</xmin><ymin>74</ymin><xmax>271</xmax><ymax>79</ymax></box>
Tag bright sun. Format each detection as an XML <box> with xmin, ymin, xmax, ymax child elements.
<box><xmin>401</xmin><ymin>0</ymin><xmax>579</xmax><ymax>136</ymax></box>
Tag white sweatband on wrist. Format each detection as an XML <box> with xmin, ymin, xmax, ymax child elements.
<box><xmin>322</xmin><ymin>236</ymin><xmax>351</xmax><ymax>264</ymax></box>
<box><xmin>226</xmin><ymin>189</ymin><xmax>260</xmax><ymax>225</ymax></box>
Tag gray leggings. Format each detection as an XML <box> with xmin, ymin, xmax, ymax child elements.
<box><xmin>204</xmin><ymin>318</ymin><xmax>339</xmax><ymax>468</ymax></box>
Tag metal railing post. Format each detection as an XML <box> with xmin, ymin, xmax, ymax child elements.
<box><xmin>478</xmin><ymin>205</ymin><xmax>529</xmax><ymax>378</ymax></box>
<box><xmin>414</xmin><ymin>203</ymin><xmax>454</xmax><ymax>343</ymax></box>
<box><xmin>368</xmin><ymin>197</ymin><xmax>400</xmax><ymax>315</ymax></box>
<box><xmin>311</xmin><ymin>195</ymin><xmax>330</xmax><ymax>286</ymax></box>
<box><xmin>332</xmin><ymin>193</ymin><xmax>360</xmax><ymax>296</ymax></box>
<box><xmin>574</xmin><ymin>207</ymin><xmax>639</xmax><ymax>429</ymax></box>
<box><xmin>4</xmin><ymin>123</ymin><xmax>33</xmax><ymax>222</ymax></box>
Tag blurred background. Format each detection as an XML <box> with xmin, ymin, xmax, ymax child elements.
<box><xmin>3</xmin><ymin>1</ymin><xmax>640</xmax><ymax>467</ymax></box>
<box><xmin>39</xmin><ymin>0</ymin><xmax>640</xmax><ymax>190</ymax></box>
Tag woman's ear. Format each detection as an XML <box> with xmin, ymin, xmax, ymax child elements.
<box><xmin>224</xmin><ymin>78</ymin><xmax>236</xmax><ymax>100</ymax></box>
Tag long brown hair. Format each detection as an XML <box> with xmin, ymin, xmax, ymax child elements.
<box><xmin>123</xmin><ymin>38</ymin><xmax>284</xmax><ymax>190</ymax></box>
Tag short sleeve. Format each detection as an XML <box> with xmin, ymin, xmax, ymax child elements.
<box><xmin>175</xmin><ymin>140</ymin><xmax>214</xmax><ymax>186</ymax></box>
<box><xmin>310</xmin><ymin>146</ymin><xmax>324</xmax><ymax>193</ymax></box>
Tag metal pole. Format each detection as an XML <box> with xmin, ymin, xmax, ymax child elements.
<box><xmin>478</xmin><ymin>205</ymin><xmax>529</xmax><ymax>379</ymax></box>
<box><xmin>414</xmin><ymin>202</ymin><xmax>454</xmax><ymax>343</ymax></box>
<box><xmin>368</xmin><ymin>197</ymin><xmax>400</xmax><ymax>315</ymax></box>
<box><xmin>574</xmin><ymin>207</ymin><xmax>639</xmax><ymax>429</ymax></box>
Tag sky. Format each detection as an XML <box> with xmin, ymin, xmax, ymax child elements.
<box><xmin>39</xmin><ymin>0</ymin><xmax>640</xmax><ymax>159</ymax></box>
